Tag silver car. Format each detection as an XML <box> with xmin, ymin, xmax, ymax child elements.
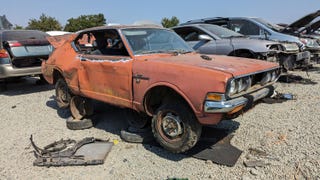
<box><xmin>0</xmin><ymin>30</ymin><xmax>52</xmax><ymax>80</ymax></box>
<box><xmin>173</xmin><ymin>24</ymin><xmax>295</xmax><ymax>70</ymax></box>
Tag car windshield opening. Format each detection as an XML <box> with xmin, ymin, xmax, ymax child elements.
<box><xmin>199</xmin><ymin>24</ymin><xmax>244</xmax><ymax>38</ymax></box>
<box><xmin>252</xmin><ymin>18</ymin><xmax>283</xmax><ymax>32</ymax></box>
<box><xmin>122</xmin><ymin>28</ymin><xmax>194</xmax><ymax>55</ymax></box>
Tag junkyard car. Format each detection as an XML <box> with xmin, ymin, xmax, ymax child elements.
<box><xmin>279</xmin><ymin>10</ymin><xmax>320</xmax><ymax>62</ymax></box>
<box><xmin>182</xmin><ymin>17</ymin><xmax>313</xmax><ymax>70</ymax></box>
<box><xmin>42</xmin><ymin>25</ymin><xmax>280</xmax><ymax>153</ymax></box>
<box><xmin>0</xmin><ymin>30</ymin><xmax>52</xmax><ymax>80</ymax></box>
<box><xmin>173</xmin><ymin>24</ymin><xmax>284</xmax><ymax>67</ymax></box>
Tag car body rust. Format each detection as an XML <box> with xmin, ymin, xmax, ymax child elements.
<box><xmin>42</xmin><ymin>25</ymin><xmax>280</xmax><ymax>125</ymax></box>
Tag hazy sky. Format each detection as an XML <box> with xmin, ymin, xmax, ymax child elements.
<box><xmin>1</xmin><ymin>0</ymin><xmax>320</xmax><ymax>27</ymax></box>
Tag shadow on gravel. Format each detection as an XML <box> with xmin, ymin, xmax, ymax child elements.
<box><xmin>307</xmin><ymin>65</ymin><xmax>320</xmax><ymax>74</ymax></box>
<box><xmin>0</xmin><ymin>77</ymin><xmax>53</xmax><ymax>96</ymax></box>
<box><xmin>141</xmin><ymin>120</ymin><xmax>241</xmax><ymax>165</ymax></box>
<box><xmin>46</xmin><ymin>97</ymin><xmax>242</xmax><ymax>165</ymax></box>
<box><xmin>46</xmin><ymin>98</ymin><xmax>128</xmax><ymax>135</ymax></box>
<box><xmin>46</xmin><ymin>96</ymin><xmax>72</xmax><ymax>118</ymax></box>
<box><xmin>278</xmin><ymin>74</ymin><xmax>317</xmax><ymax>85</ymax></box>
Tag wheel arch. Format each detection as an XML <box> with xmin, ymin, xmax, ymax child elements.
<box><xmin>143</xmin><ymin>83</ymin><xmax>198</xmax><ymax>117</ymax></box>
<box><xmin>52</xmin><ymin>68</ymin><xmax>64</xmax><ymax>84</ymax></box>
<box><xmin>228</xmin><ymin>49</ymin><xmax>255</xmax><ymax>58</ymax></box>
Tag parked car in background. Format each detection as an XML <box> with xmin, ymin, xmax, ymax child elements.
<box><xmin>42</xmin><ymin>25</ymin><xmax>280</xmax><ymax>153</ymax></box>
<box><xmin>0</xmin><ymin>30</ymin><xmax>52</xmax><ymax>82</ymax></box>
<box><xmin>182</xmin><ymin>17</ymin><xmax>312</xmax><ymax>69</ymax></box>
<box><xmin>279</xmin><ymin>10</ymin><xmax>320</xmax><ymax>62</ymax></box>
<box><xmin>46</xmin><ymin>31</ymin><xmax>71</xmax><ymax>36</ymax></box>
<box><xmin>173</xmin><ymin>23</ymin><xmax>294</xmax><ymax>70</ymax></box>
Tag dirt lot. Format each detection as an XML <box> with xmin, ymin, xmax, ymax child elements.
<box><xmin>0</xmin><ymin>65</ymin><xmax>319</xmax><ymax>180</ymax></box>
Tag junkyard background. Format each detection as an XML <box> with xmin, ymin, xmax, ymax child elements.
<box><xmin>0</xmin><ymin>65</ymin><xmax>319</xmax><ymax>179</ymax></box>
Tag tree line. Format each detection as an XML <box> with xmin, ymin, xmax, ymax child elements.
<box><xmin>14</xmin><ymin>14</ymin><xmax>180</xmax><ymax>32</ymax></box>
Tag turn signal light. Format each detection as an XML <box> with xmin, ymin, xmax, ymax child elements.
<box><xmin>0</xmin><ymin>49</ymin><xmax>9</xmax><ymax>58</ymax></box>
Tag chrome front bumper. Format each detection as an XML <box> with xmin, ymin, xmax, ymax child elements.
<box><xmin>204</xmin><ymin>87</ymin><xmax>271</xmax><ymax>113</ymax></box>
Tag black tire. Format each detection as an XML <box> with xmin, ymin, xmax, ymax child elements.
<box><xmin>55</xmin><ymin>78</ymin><xmax>72</xmax><ymax>109</ymax></box>
<box><xmin>120</xmin><ymin>127</ymin><xmax>154</xmax><ymax>143</ymax></box>
<box><xmin>125</xmin><ymin>109</ymin><xmax>151</xmax><ymax>129</ymax></box>
<box><xmin>238</xmin><ymin>52</ymin><xmax>253</xmax><ymax>59</ymax></box>
<box><xmin>70</xmin><ymin>96</ymin><xmax>94</xmax><ymax>120</ymax></box>
<box><xmin>66</xmin><ymin>117</ymin><xmax>93</xmax><ymax>130</ymax></box>
<box><xmin>151</xmin><ymin>103</ymin><xmax>202</xmax><ymax>153</ymax></box>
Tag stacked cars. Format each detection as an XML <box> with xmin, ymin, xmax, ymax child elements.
<box><xmin>279</xmin><ymin>10</ymin><xmax>320</xmax><ymax>62</ymax></box>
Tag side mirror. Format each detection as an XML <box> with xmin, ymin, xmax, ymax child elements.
<box><xmin>198</xmin><ymin>34</ymin><xmax>213</xmax><ymax>41</ymax></box>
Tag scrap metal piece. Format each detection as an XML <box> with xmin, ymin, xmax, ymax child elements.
<box><xmin>30</xmin><ymin>135</ymin><xmax>113</xmax><ymax>167</ymax></box>
<box><xmin>186</xmin><ymin>130</ymin><xmax>242</xmax><ymax>167</ymax></box>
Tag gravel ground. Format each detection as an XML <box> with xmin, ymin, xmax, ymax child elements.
<box><xmin>0</xmin><ymin>65</ymin><xmax>319</xmax><ymax>180</ymax></box>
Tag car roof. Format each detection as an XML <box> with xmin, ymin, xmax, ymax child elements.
<box><xmin>76</xmin><ymin>24</ymin><xmax>166</xmax><ymax>34</ymax></box>
<box><xmin>0</xmin><ymin>29</ymin><xmax>44</xmax><ymax>34</ymax></box>
<box><xmin>182</xmin><ymin>17</ymin><xmax>261</xmax><ymax>25</ymax></box>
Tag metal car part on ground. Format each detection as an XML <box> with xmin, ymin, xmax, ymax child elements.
<box><xmin>181</xmin><ymin>17</ymin><xmax>313</xmax><ymax>70</ymax></box>
<box><xmin>42</xmin><ymin>24</ymin><xmax>280</xmax><ymax>153</ymax></box>
<box><xmin>0</xmin><ymin>30</ymin><xmax>52</xmax><ymax>80</ymax></box>
<box><xmin>31</xmin><ymin>136</ymin><xmax>113</xmax><ymax>167</ymax></box>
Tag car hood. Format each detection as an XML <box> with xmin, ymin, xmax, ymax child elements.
<box><xmin>282</xmin><ymin>10</ymin><xmax>320</xmax><ymax>31</ymax></box>
<box><xmin>138</xmin><ymin>53</ymin><xmax>278</xmax><ymax>77</ymax></box>
<box><xmin>306</xmin><ymin>19</ymin><xmax>320</xmax><ymax>33</ymax></box>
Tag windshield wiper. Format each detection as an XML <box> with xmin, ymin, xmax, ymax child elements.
<box><xmin>168</xmin><ymin>49</ymin><xmax>193</xmax><ymax>55</ymax></box>
<box><xmin>137</xmin><ymin>49</ymin><xmax>192</xmax><ymax>55</ymax></box>
<box><xmin>225</xmin><ymin>35</ymin><xmax>244</xmax><ymax>38</ymax></box>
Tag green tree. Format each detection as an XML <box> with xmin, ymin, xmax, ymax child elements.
<box><xmin>26</xmin><ymin>14</ymin><xmax>62</xmax><ymax>31</ymax></box>
<box><xmin>64</xmin><ymin>13</ymin><xmax>106</xmax><ymax>32</ymax></box>
<box><xmin>13</xmin><ymin>24</ymin><xmax>24</xmax><ymax>30</ymax></box>
<box><xmin>161</xmin><ymin>16</ymin><xmax>180</xmax><ymax>28</ymax></box>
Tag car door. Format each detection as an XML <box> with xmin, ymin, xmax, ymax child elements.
<box><xmin>76</xmin><ymin>30</ymin><xmax>133</xmax><ymax>108</ymax></box>
<box><xmin>174</xmin><ymin>26</ymin><xmax>217</xmax><ymax>54</ymax></box>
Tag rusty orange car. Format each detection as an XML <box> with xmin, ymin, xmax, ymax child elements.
<box><xmin>42</xmin><ymin>25</ymin><xmax>280</xmax><ymax>153</ymax></box>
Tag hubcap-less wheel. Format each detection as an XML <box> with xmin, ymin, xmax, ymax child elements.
<box><xmin>152</xmin><ymin>103</ymin><xmax>202</xmax><ymax>153</ymax></box>
<box><xmin>55</xmin><ymin>78</ymin><xmax>72</xmax><ymax>108</ymax></box>
<box><xmin>162</xmin><ymin>113</ymin><xmax>183</xmax><ymax>138</ymax></box>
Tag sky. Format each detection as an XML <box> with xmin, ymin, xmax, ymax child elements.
<box><xmin>1</xmin><ymin>0</ymin><xmax>320</xmax><ymax>28</ymax></box>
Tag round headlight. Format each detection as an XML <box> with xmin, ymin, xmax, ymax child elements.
<box><xmin>261</xmin><ymin>72</ymin><xmax>271</xmax><ymax>85</ymax></box>
<box><xmin>228</xmin><ymin>79</ymin><xmax>237</xmax><ymax>95</ymax></box>
<box><xmin>237</xmin><ymin>77</ymin><xmax>252</xmax><ymax>93</ymax></box>
<box><xmin>271</xmin><ymin>71</ymin><xmax>277</xmax><ymax>81</ymax></box>
<box><xmin>243</xmin><ymin>76</ymin><xmax>252</xmax><ymax>91</ymax></box>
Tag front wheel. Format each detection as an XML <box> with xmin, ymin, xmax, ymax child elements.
<box><xmin>152</xmin><ymin>103</ymin><xmax>202</xmax><ymax>153</ymax></box>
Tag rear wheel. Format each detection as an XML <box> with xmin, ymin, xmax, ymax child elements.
<box><xmin>55</xmin><ymin>78</ymin><xmax>72</xmax><ymax>108</ymax></box>
<box><xmin>151</xmin><ymin>103</ymin><xmax>202</xmax><ymax>153</ymax></box>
